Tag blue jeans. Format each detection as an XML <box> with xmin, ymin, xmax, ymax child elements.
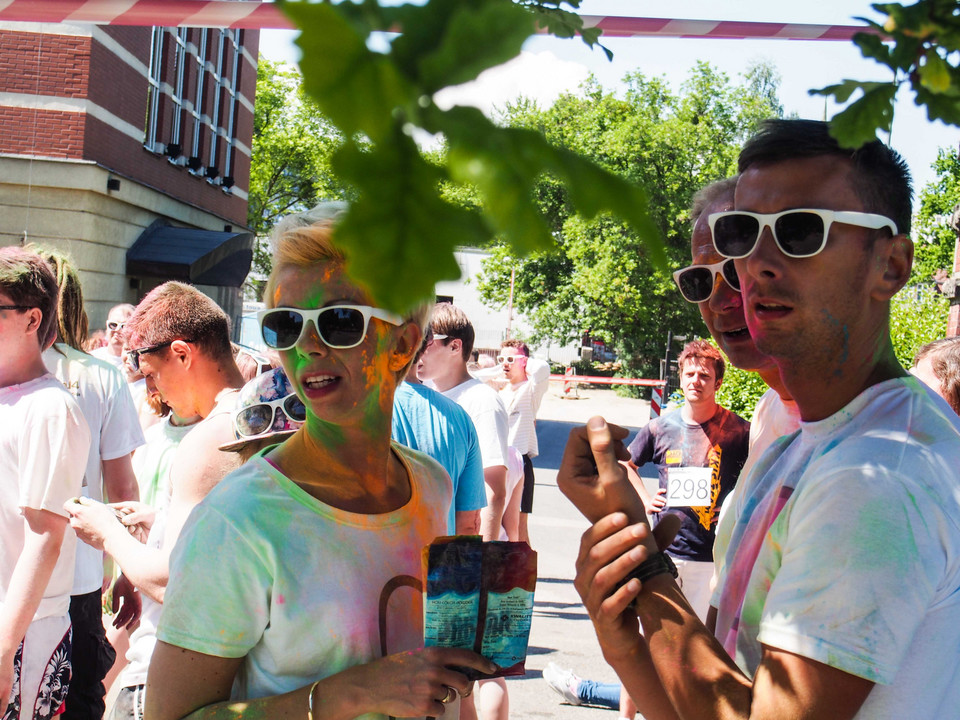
<box><xmin>577</xmin><ymin>679</ymin><xmax>621</xmax><ymax>709</ymax></box>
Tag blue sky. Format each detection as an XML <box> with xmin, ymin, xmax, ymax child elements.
<box><xmin>260</xmin><ymin>0</ymin><xmax>958</xmax><ymax>192</ymax></box>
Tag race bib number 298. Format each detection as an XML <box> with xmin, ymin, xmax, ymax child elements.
<box><xmin>666</xmin><ymin>467</ymin><xmax>712</xmax><ymax>507</ymax></box>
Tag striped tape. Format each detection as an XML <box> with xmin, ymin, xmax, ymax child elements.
<box><xmin>0</xmin><ymin>1</ymin><xmax>876</xmax><ymax>41</ymax></box>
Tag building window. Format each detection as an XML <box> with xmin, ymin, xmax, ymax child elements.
<box><xmin>143</xmin><ymin>26</ymin><xmax>165</xmax><ymax>152</ymax></box>
<box><xmin>188</xmin><ymin>28</ymin><xmax>208</xmax><ymax>176</ymax></box>
<box><xmin>142</xmin><ymin>25</ymin><xmax>245</xmax><ymax>193</ymax></box>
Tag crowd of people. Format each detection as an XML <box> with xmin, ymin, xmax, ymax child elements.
<box><xmin>2</xmin><ymin>117</ymin><xmax>960</xmax><ymax>720</ymax></box>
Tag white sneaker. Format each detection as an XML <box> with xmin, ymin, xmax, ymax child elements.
<box><xmin>543</xmin><ymin>661</ymin><xmax>582</xmax><ymax>705</ymax></box>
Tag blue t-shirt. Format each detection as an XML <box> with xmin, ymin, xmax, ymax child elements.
<box><xmin>629</xmin><ymin>405</ymin><xmax>750</xmax><ymax>562</ymax></box>
<box><xmin>392</xmin><ymin>381</ymin><xmax>487</xmax><ymax>533</ymax></box>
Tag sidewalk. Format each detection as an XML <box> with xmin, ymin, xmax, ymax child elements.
<box><xmin>538</xmin><ymin>385</ymin><xmax>653</xmax><ymax>429</ymax></box>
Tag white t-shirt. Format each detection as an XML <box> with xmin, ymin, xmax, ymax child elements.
<box><xmin>712</xmin><ymin>389</ymin><xmax>801</xmax><ymax>590</ymax></box>
<box><xmin>442</xmin><ymin>378</ymin><xmax>509</xmax><ymax>469</ymax></box>
<box><xmin>91</xmin><ymin>345</ymin><xmax>125</xmax><ymax>370</ymax></box>
<box><xmin>0</xmin><ymin>373</ymin><xmax>90</xmax><ymax>620</ymax></box>
<box><xmin>713</xmin><ymin>377</ymin><xmax>960</xmax><ymax>719</ymax></box>
<box><xmin>157</xmin><ymin>443</ymin><xmax>450</xmax><ymax>708</ymax></box>
<box><xmin>132</xmin><ymin>415</ymin><xmax>196</xmax><ymax>508</ymax></box>
<box><xmin>44</xmin><ymin>344</ymin><xmax>145</xmax><ymax>594</ymax></box>
<box><xmin>499</xmin><ymin>358</ymin><xmax>549</xmax><ymax>458</ymax></box>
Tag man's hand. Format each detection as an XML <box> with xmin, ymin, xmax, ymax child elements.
<box><xmin>63</xmin><ymin>497</ymin><xmax>127</xmax><ymax>551</ymax></box>
<box><xmin>573</xmin><ymin>511</ymin><xmax>682</xmax><ymax>664</ymax></box>
<box><xmin>557</xmin><ymin>416</ymin><xmax>650</xmax><ymax>526</ymax></box>
<box><xmin>111</xmin><ymin>574</ymin><xmax>142</xmax><ymax>629</ymax></box>
<box><xmin>112</xmin><ymin>501</ymin><xmax>155</xmax><ymax>543</ymax></box>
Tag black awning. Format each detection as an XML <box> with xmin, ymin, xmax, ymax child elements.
<box><xmin>126</xmin><ymin>221</ymin><xmax>253</xmax><ymax>288</ymax></box>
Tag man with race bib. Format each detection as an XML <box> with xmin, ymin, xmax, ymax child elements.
<box><xmin>624</xmin><ymin>339</ymin><xmax>749</xmax><ymax>620</ymax></box>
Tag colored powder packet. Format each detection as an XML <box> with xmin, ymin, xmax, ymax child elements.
<box><xmin>423</xmin><ymin>536</ymin><xmax>537</xmax><ymax>680</ymax></box>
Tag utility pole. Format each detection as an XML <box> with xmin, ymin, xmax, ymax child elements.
<box><xmin>506</xmin><ymin>266</ymin><xmax>516</xmax><ymax>338</ymax></box>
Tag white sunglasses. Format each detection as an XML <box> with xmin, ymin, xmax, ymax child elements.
<box><xmin>709</xmin><ymin>208</ymin><xmax>898</xmax><ymax>259</ymax></box>
<box><xmin>258</xmin><ymin>305</ymin><xmax>403</xmax><ymax>351</ymax></box>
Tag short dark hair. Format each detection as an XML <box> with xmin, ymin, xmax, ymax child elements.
<box><xmin>738</xmin><ymin>119</ymin><xmax>912</xmax><ymax>237</ymax></box>
<box><xmin>125</xmin><ymin>281</ymin><xmax>233</xmax><ymax>362</ymax></box>
<box><xmin>0</xmin><ymin>246</ymin><xmax>59</xmax><ymax>348</ymax></box>
<box><xmin>914</xmin><ymin>337</ymin><xmax>960</xmax><ymax>415</ymax></box>
<box><xmin>677</xmin><ymin>339</ymin><xmax>725</xmax><ymax>383</ymax></box>
<box><xmin>430</xmin><ymin>302</ymin><xmax>474</xmax><ymax>361</ymax></box>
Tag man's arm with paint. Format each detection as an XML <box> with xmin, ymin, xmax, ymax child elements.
<box><xmin>563</xmin><ymin>418</ymin><xmax>875</xmax><ymax>720</ymax></box>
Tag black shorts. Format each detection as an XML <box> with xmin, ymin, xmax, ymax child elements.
<box><xmin>62</xmin><ymin>590</ymin><xmax>116</xmax><ymax>720</ymax></box>
<box><xmin>520</xmin><ymin>453</ymin><xmax>535</xmax><ymax>513</ymax></box>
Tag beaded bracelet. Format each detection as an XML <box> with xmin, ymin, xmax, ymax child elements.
<box><xmin>307</xmin><ymin>679</ymin><xmax>322</xmax><ymax>720</ymax></box>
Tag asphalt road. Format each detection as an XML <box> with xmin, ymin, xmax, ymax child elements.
<box><xmin>493</xmin><ymin>389</ymin><xmax>655</xmax><ymax>720</ymax></box>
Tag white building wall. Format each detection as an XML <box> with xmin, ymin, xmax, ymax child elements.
<box><xmin>435</xmin><ymin>247</ymin><xmax>580</xmax><ymax>365</ymax></box>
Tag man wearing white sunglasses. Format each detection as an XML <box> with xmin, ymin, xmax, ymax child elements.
<box><xmin>497</xmin><ymin>339</ymin><xmax>549</xmax><ymax>545</ymax></box>
<box><xmin>565</xmin><ymin>119</ymin><xmax>960</xmax><ymax>720</ymax></box>
<box><xmin>92</xmin><ymin>303</ymin><xmax>135</xmax><ymax>370</ymax></box>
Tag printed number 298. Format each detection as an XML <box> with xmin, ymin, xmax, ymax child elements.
<box><xmin>666</xmin><ymin>468</ymin><xmax>711</xmax><ymax>507</ymax></box>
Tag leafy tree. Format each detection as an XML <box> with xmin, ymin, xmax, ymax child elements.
<box><xmin>247</xmin><ymin>59</ymin><xmax>346</xmax><ymax>291</ymax></box>
<box><xmin>912</xmin><ymin>145</ymin><xmax>960</xmax><ymax>286</ymax></box>
<box><xmin>281</xmin><ymin>0</ymin><xmax>663</xmax><ymax>312</ymax></box>
<box><xmin>475</xmin><ymin>63</ymin><xmax>782</xmax><ymax>387</ymax></box>
<box><xmin>273</xmin><ymin>0</ymin><xmax>960</xmax><ymax>313</ymax></box>
<box><xmin>812</xmin><ymin>0</ymin><xmax>960</xmax><ymax>147</ymax></box>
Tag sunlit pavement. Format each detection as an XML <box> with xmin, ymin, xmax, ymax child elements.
<box><xmin>496</xmin><ymin>389</ymin><xmax>652</xmax><ymax>720</ymax></box>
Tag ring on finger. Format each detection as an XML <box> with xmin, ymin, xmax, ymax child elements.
<box><xmin>440</xmin><ymin>686</ymin><xmax>456</xmax><ymax>704</ymax></box>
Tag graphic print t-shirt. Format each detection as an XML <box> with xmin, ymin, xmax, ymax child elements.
<box><xmin>628</xmin><ymin>406</ymin><xmax>750</xmax><ymax>561</ymax></box>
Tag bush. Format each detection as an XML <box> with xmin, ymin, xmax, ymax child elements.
<box><xmin>715</xmin><ymin>362</ymin><xmax>770</xmax><ymax>420</ymax></box>
<box><xmin>889</xmin><ymin>285</ymin><xmax>950</xmax><ymax>368</ymax></box>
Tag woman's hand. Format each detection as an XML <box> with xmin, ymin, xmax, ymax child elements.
<box><xmin>336</xmin><ymin>647</ymin><xmax>497</xmax><ymax>719</ymax></box>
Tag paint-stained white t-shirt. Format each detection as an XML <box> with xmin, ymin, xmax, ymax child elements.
<box><xmin>157</xmin><ymin>443</ymin><xmax>450</xmax><ymax>711</ymax></box>
<box><xmin>713</xmin><ymin>377</ymin><xmax>960</xmax><ymax>719</ymax></box>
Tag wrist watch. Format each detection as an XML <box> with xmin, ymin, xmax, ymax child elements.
<box><xmin>619</xmin><ymin>551</ymin><xmax>679</xmax><ymax>587</ymax></box>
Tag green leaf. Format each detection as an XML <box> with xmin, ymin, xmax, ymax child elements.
<box><xmin>826</xmin><ymin>83</ymin><xmax>898</xmax><ymax>148</ymax></box>
<box><xmin>415</xmin><ymin>1</ymin><xmax>534</xmax><ymax>92</ymax></box>
<box><xmin>331</xmin><ymin>134</ymin><xmax>488</xmax><ymax>312</ymax></box>
<box><xmin>913</xmin><ymin>83</ymin><xmax>960</xmax><ymax>125</ymax></box>
<box><xmin>811</xmin><ymin>79</ymin><xmax>892</xmax><ymax>104</ymax></box>
<box><xmin>526</xmin><ymin>5</ymin><xmax>613</xmax><ymax>60</ymax></box>
<box><xmin>282</xmin><ymin>1</ymin><xmax>414</xmax><ymax>141</ymax></box>
<box><xmin>919</xmin><ymin>50</ymin><xmax>953</xmax><ymax>92</ymax></box>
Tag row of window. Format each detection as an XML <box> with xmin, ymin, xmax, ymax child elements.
<box><xmin>144</xmin><ymin>27</ymin><xmax>246</xmax><ymax>192</ymax></box>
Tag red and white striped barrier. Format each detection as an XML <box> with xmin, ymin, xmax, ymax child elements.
<box><xmin>549</xmin><ymin>373</ymin><xmax>666</xmax><ymax>388</ymax></box>
<box><xmin>650</xmin><ymin>385</ymin><xmax>663</xmax><ymax>419</ymax></box>
<box><xmin>0</xmin><ymin>1</ymin><xmax>878</xmax><ymax>41</ymax></box>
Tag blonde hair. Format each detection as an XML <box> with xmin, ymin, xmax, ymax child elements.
<box><xmin>264</xmin><ymin>202</ymin><xmax>432</xmax><ymax>336</ymax></box>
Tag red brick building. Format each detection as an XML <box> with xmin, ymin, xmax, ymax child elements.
<box><xmin>0</xmin><ymin>21</ymin><xmax>259</xmax><ymax>329</ymax></box>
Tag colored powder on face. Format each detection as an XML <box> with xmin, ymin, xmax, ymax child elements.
<box><xmin>277</xmin><ymin>594</ymin><xmax>285</xmax><ymax>604</ymax></box>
